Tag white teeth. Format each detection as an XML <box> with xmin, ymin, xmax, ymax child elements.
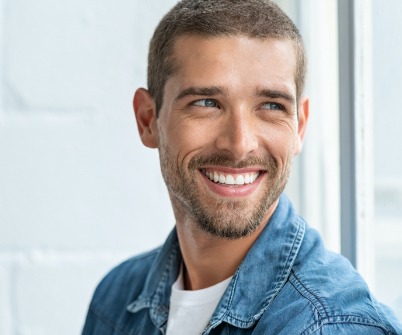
<box><xmin>225</xmin><ymin>175</ymin><xmax>235</xmax><ymax>185</ymax></box>
<box><xmin>204</xmin><ymin>170</ymin><xmax>260</xmax><ymax>186</ymax></box>
<box><xmin>235</xmin><ymin>175</ymin><xmax>245</xmax><ymax>185</ymax></box>
<box><xmin>244</xmin><ymin>174</ymin><xmax>251</xmax><ymax>184</ymax></box>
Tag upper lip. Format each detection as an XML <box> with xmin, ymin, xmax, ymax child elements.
<box><xmin>200</xmin><ymin>166</ymin><xmax>264</xmax><ymax>174</ymax></box>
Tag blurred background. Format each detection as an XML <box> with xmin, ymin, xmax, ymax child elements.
<box><xmin>0</xmin><ymin>0</ymin><xmax>401</xmax><ymax>334</ymax></box>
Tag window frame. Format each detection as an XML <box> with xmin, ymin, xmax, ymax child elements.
<box><xmin>338</xmin><ymin>0</ymin><xmax>375</xmax><ymax>286</ymax></box>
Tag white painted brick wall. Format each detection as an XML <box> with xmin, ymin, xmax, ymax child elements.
<box><xmin>0</xmin><ymin>1</ymin><xmax>178</xmax><ymax>334</ymax></box>
<box><xmin>0</xmin><ymin>262</ymin><xmax>13</xmax><ymax>335</ymax></box>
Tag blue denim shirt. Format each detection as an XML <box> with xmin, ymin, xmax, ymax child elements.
<box><xmin>82</xmin><ymin>195</ymin><xmax>402</xmax><ymax>335</ymax></box>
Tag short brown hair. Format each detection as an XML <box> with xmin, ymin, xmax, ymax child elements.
<box><xmin>147</xmin><ymin>0</ymin><xmax>306</xmax><ymax>116</ymax></box>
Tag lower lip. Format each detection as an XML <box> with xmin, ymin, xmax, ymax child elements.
<box><xmin>200</xmin><ymin>171</ymin><xmax>264</xmax><ymax>197</ymax></box>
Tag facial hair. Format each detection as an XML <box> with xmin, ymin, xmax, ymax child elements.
<box><xmin>159</xmin><ymin>144</ymin><xmax>292</xmax><ymax>239</ymax></box>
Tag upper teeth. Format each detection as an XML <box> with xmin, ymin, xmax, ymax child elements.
<box><xmin>204</xmin><ymin>170</ymin><xmax>260</xmax><ymax>185</ymax></box>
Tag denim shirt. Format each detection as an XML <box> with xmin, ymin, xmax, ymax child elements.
<box><xmin>82</xmin><ymin>195</ymin><xmax>402</xmax><ymax>335</ymax></box>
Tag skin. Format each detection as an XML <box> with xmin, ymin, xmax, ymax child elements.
<box><xmin>134</xmin><ymin>35</ymin><xmax>309</xmax><ymax>290</ymax></box>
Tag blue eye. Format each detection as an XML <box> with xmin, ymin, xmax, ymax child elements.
<box><xmin>192</xmin><ymin>99</ymin><xmax>218</xmax><ymax>108</ymax></box>
<box><xmin>261</xmin><ymin>102</ymin><xmax>284</xmax><ymax>110</ymax></box>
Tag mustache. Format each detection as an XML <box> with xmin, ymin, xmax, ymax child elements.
<box><xmin>188</xmin><ymin>153</ymin><xmax>277</xmax><ymax>170</ymax></box>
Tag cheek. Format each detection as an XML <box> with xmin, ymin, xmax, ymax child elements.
<box><xmin>259</xmin><ymin>123</ymin><xmax>298</xmax><ymax>158</ymax></box>
<box><xmin>162</xmin><ymin>127</ymin><xmax>208</xmax><ymax>167</ymax></box>
<box><xmin>168</xmin><ymin>118</ymin><xmax>216</xmax><ymax>148</ymax></box>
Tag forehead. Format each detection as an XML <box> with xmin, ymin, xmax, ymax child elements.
<box><xmin>168</xmin><ymin>34</ymin><xmax>297</xmax><ymax>96</ymax></box>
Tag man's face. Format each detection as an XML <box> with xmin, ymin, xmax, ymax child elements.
<box><xmin>153</xmin><ymin>35</ymin><xmax>308</xmax><ymax>239</ymax></box>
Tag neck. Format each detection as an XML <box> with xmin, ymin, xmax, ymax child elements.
<box><xmin>173</xmin><ymin>200</ymin><xmax>278</xmax><ymax>290</ymax></box>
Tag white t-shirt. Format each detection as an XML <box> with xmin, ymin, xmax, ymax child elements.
<box><xmin>166</xmin><ymin>268</ymin><xmax>232</xmax><ymax>335</ymax></box>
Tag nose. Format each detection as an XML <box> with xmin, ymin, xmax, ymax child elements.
<box><xmin>215</xmin><ymin>109</ymin><xmax>258</xmax><ymax>161</ymax></box>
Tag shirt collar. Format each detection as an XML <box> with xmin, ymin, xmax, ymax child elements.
<box><xmin>127</xmin><ymin>194</ymin><xmax>305</xmax><ymax>331</ymax></box>
<box><xmin>209</xmin><ymin>194</ymin><xmax>305</xmax><ymax>330</ymax></box>
<box><xmin>126</xmin><ymin>229</ymin><xmax>181</xmax><ymax>329</ymax></box>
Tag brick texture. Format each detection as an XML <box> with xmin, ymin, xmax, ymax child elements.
<box><xmin>0</xmin><ymin>1</ymin><xmax>177</xmax><ymax>334</ymax></box>
<box><xmin>0</xmin><ymin>264</ymin><xmax>12</xmax><ymax>335</ymax></box>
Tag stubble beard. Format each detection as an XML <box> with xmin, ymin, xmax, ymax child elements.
<box><xmin>159</xmin><ymin>144</ymin><xmax>292</xmax><ymax>239</ymax></box>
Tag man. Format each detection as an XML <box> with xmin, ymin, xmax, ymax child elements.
<box><xmin>82</xmin><ymin>0</ymin><xmax>402</xmax><ymax>334</ymax></box>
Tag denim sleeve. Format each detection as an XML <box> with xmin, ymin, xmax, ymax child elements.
<box><xmin>82</xmin><ymin>307</ymin><xmax>124</xmax><ymax>335</ymax></box>
<box><xmin>304</xmin><ymin>322</ymin><xmax>397</xmax><ymax>335</ymax></box>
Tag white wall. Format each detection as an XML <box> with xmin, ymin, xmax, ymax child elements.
<box><xmin>0</xmin><ymin>1</ymin><xmax>177</xmax><ymax>334</ymax></box>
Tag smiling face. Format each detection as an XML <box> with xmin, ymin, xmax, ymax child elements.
<box><xmin>135</xmin><ymin>35</ymin><xmax>308</xmax><ymax>239</ymax></box>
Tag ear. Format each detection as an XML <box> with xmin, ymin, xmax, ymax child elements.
<box><xmin>133</xmin><ymin>88</ymin><xmax>158</xmax><ymax>148</ymax></box>
<box><xmin>293</xmin><ymin>97</ymin><xmax>309</xmax><ymax>155</ymax></box>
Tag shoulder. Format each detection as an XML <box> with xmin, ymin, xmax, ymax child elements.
<box><xmin>82</xmin><ymin>247</ymin><xmax>162</xmax><ymax>334</ymax></box>
<box><xmin>300</xmin><ymin>321</ymin><xmax>399</xmax><ymax>334</ymax></box>
<box><xmin>283</xmin><ymin>225</ymin><xmax>401</xmax><ymax>334</ymax></box>
<box><xmin>88</xmin><ymin>247</ymin><xmax>161</xmax><ymax>316</ymax></box>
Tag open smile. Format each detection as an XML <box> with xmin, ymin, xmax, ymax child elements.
<box><xmin>200</xmin><ymin>168</ymin><xmax>260</xmax><ymax>186</ymax></box>
<box><xmin>199</xmin><ymin>167</ymin><xmax>265</xmax><ymax>197</ymax></box>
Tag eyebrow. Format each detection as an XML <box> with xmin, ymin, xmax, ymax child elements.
<box><xmin>256</xmin><ymin>88</ymin><xmax>295</xmax><ymax>104</ymax></box>
<box><xmin>175</xmin><ymin>86</ymin><xmax>225</xmax><ymax>101</ymax></box>
<box><xmin>174</xmin><ymin>86</ymin><xmax>296</xmax><ymax>104</ymax></box>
